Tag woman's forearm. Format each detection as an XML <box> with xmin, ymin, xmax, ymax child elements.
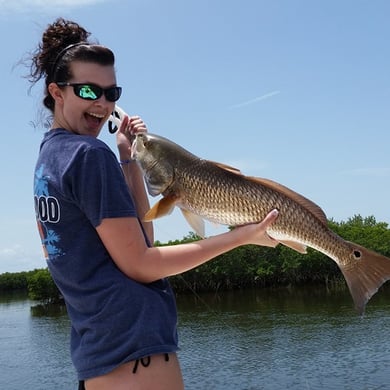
<box><xmin>97</xmin><ymin>210</ymin><xmax>279</xmax><ymax>284</ymax></box>
<box><xmin>120</xmin><ymin>160</ymin><xmax>154</xmax><ymax>244</ymax></box>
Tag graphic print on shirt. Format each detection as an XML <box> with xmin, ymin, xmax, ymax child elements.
<box><xmin>34</xmin><ymin>164</ymin><xmax>64</xmax><ymax>259</ymax></box>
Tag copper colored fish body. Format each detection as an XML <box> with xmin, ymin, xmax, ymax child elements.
<box><xmin>132</xmin><ymin>133</ymin><xmax>390</xmax><ymax>315</ymax></box>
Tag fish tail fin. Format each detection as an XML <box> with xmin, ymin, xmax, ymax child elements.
<box><xmin>339</xmin><ymin>241</ymin><xmax>390</xmax><ymax>316</ymax></box>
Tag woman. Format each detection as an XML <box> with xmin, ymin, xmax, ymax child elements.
<box><xmin>28</xmin><ymin>18</ymin><xmax>279</xmax><ymax>390</ymax></box>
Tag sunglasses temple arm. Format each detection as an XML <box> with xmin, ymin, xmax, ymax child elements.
<box><xmin>108</xmin><ymin>105</ymin><xmax>128</xmax><ymax>133</ymax></box>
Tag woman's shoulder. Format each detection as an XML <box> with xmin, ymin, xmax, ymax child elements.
<box><xmin>42</xmin><ymin>128</ymin><xmax>116</xmax><ymax>168</ymax></box>
<box><xmin>45</xmin><ymin>128</ymin><xmax>111</xmax><ymax>151</ymax></box>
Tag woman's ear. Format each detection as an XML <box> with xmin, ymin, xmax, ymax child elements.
<box><xmin>48</xmin><ymin>82</ymin><xmax>64</xmax><ymax>105</ymax></box>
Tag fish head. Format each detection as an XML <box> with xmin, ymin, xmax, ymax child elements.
<box><xmin>131</xmin><ymin>133</ymin><xmax>175</xmax><ymax>196</ymax></box>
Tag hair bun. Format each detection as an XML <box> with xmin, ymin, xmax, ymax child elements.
<box><xmin>39</xmin><ymin>18</ymin><xmax>91</xmax><ymax>78</ymax></box>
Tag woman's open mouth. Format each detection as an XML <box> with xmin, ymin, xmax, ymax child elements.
<box><xmin>85</xmin><ymin>112</ymin><xmax>105</xmax><ymax>128</ymax></box>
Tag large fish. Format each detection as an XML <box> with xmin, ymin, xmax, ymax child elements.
<box><xmin>130</xmin><ymin>132</ymin><xmax>390</xmax><ymax>315</ymax></box>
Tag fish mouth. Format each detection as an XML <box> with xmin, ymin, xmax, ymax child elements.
<box><xmin>131</xmin><ymin>132</ymin><xmax>150</xmax><ymax>159</ymax></box>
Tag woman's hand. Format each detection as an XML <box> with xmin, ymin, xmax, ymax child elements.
<box><xmin>234</xmin><ymin>209</ymin><xmax>280</xmax><ymax>248</ymax></box>
<box><xmin>116</xmin><ymin>115</ymin><xmax>148</xmax><ymax>159</ymax></box>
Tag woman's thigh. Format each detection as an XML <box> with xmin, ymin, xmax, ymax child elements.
<box><xmin>85</xmin><ymin>353</ymin><xmax>184</xmax><ymax>390</ymax></box>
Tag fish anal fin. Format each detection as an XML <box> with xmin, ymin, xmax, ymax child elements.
<box><xmin>248</xmin><ymin>176</ymin><xmax>328</xmax><ymax>226</ymax></box>
<box><xmin>181</xmin><ymin>209</ymin><xmax>206</xmax><ymax>238</ymax></box>
<box><xmin>143</xmin><ymin>194</ymin><xmax>177</xmax><ymax>221</ymax></box>
<box><xmin>280</xmin><ymin>240</ymin><xmax>307</xmax><ymax>254</ymax></box>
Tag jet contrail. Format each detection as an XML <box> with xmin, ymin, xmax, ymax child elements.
<box><xmin>229</xmin><ymin>90</ymin><xmax>281</xmax><ymax>109</ymax></box>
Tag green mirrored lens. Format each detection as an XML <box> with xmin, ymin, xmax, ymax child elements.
<box><xmin>78</xmin><ymin>85</ymin><xmax>100</xmax><ymax>100</ymax></box>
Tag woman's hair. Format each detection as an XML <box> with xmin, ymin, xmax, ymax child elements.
<box><xmin>28</xmin><ymin>18</ymin><xmax>115</xmax><ymax>112</ymax></box>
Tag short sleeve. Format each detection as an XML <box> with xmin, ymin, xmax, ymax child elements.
<box><xmin>68</xmin><ymin>145</ymin><xmax>137</xmax><ymax>227</ymax></box>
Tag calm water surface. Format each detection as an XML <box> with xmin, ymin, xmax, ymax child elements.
<box><xmin>1</xmin><ymin>286</ymin><xmax>390</xmax><ymax>390</ymax></box>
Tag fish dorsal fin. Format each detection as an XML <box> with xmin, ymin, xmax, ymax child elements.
<box><xmin>210</xmin><ymin>161</ymin><xmax>243</xmax><ymax>175</ymax></box>
<box><xmin>143</xmin><ymin>194</ymin><xmax>178</xmax><ymax>221</ymax></box>
<box><xmin>180</xmin><ymin>209</ymin><xmax>206</xmax><ymax>238</ymax></box>
<box><xmin>248</xmin><ymin>176</ymin><xmax>328</xmax><ymax>226</ymax></box>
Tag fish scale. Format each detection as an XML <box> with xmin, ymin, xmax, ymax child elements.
<box><xmin>132</xmin><ymin>132</ymin><xmax>390</xmax><ymax>315</ymax></box>
<box><xmin>178</xmin><ymin>161</ymin><xmax>330</xmax><ymax>248</ymax></box>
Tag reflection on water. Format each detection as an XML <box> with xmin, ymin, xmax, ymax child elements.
<box><xmin>0</xmin><ymin>294</ymin><xmax>74</xmax><ymax>389</ymax></box>
<box><xmin>177</xmin><ymin>286</ymin><xmax>390</xmax><ymax>390</ymax></box>
<box><xmin>1</xmin><ymin>285</ymin><xmax>389</xmax><ymax>390</ymax></box>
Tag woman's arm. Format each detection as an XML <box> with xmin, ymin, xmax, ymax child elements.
<box><xmin>119</xmin><ymin>159</ymin><xmax>154</xmax><ymax>243</ymax></box>
<box><xmin>96</xmin><ymin>210</ymin><xmax>279</xmax><ymax>284</ymax></box>
<box><xmin>116</xmin><ymin>115</ymin><xmax>154</xmax><ymax>244</ymax></box>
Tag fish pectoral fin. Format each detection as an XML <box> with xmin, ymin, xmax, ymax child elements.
<box><xmin>280</xmin><ymin>240</ymin><xmax>308</xmax><ymax>254</ymax></box>
<box><xmin>143</xmin><ymin>195</ymin><xmax>177</xmax><ymax>221</ymax></box>
<box><xmin>180</xmin><ymin>209</ymin><xmax>206</xmax><ymax>238</ymax></box>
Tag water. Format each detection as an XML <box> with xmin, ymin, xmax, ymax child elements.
<box><xmin>1</xmin><ymin>286</ymin><xmax>390</xmax><ymax>390</ymax></box>
<box><xmin>178</xmin><ymin>287</ymin><xmax>390</xmax><ymax>389</ymax></box>
<box><xmin>0</xmin><ymin>294</ymin><xmax>74</xmax><ymax>389</ymax></box>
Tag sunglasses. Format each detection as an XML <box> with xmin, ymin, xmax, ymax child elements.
<box><xmin>56</xmin><ymin>82</ymin><xmax>122</xmax><ymax>102</ymax></box>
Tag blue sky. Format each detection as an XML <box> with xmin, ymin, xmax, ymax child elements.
<box><xmin>0</xmin><ymin>0</ymin><xmax>389</xmax><ymax>273</ymax></box>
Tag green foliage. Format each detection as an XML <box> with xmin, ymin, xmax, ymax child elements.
<box><xmin>329</xmin><ymin>215</ymin><xmax>390</xmax><ymax>255</ymax></box>
<box><xmin>1</xmin><ymin>214</ymin><xmax>390</xmax><ymax>302</ymax></box>
<box><xmin>0</xmin><ymin>268</ymin><xmax>62</xmax><ymax>304</ymax></box>
<box><xmin>168</xmin><ymin>215</ymin><xmax>390</xmax><ymax>292</ymax></box>
<box><xmin>0</xmin><ymin>270</ymin><xmax>34</xmax><ymax>291</ymax></box>
<box><xmin>27</xmin><ymin>268</ymin><xmax>62</xmax><ymax>304</ymax></box>
<box><xmin>155</xmin><ymin>231</ymin><xmax>202</xmax><ymax>247</ymax></box>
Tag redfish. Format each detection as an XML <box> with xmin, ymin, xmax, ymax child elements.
<box><xmin>131</xmin><ymin>132</ymin><xmax>390</xmax><ymax>315</ymax></box>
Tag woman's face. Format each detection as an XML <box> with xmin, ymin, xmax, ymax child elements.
<box><xmin>50</xmin><ymin>61</ymin><xmax>118</xmax><ymax>137</ymax></box>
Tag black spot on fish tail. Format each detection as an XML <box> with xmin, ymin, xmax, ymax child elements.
<box><xmin>340</xmin><ymin>241</ymin><xmax>390</xmax><ymax>316</ymax></box>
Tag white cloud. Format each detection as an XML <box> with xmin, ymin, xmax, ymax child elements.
<box><xmin>0</xmin><ymin>0</ymin><xmax>108</xmax><ymax>14</ymax></box>
<box><xmin>0</xmin><ymin>245</ymin><xmax>44</xmax><ymax>273</ymax></box>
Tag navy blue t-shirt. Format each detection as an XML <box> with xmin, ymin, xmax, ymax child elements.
<box><xmin>33</xmin><ymin>129</ymin><xmax>178</xmax><ymax>380</ymax></box>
